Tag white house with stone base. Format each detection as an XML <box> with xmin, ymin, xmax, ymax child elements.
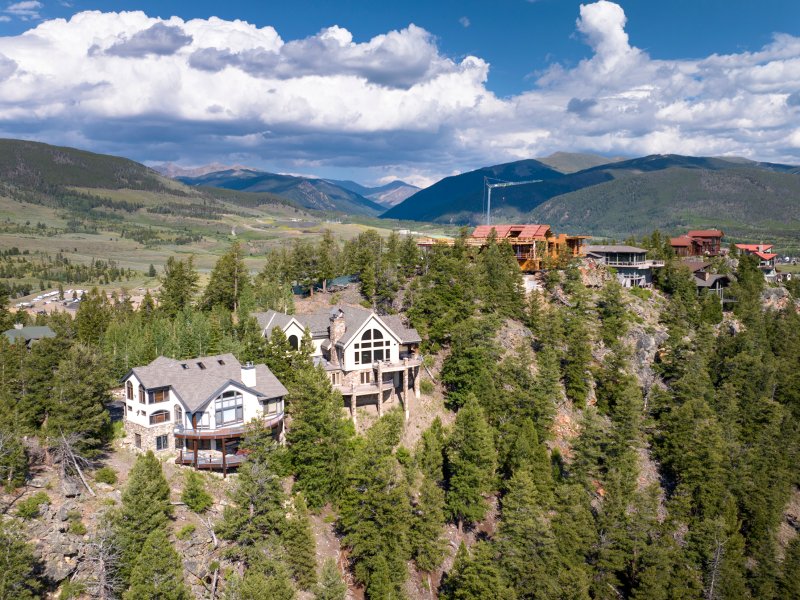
<box><xmin>255</xmin><ymin>306</ymin><xmax>422</xmax><ymax>423</ymax></box>
<box><xmin>121</xmin><ymin>353</ymin><xmax>287</xmax><ymax>476</ymax></box>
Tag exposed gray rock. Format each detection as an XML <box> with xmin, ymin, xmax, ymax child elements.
<box><xmin>62</xmin><ymin>481</ymin><xmax>80</xmax><ymax>498</ymax></box>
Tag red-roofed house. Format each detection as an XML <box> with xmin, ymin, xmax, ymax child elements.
<box><xmin>735</xmin><ymin>243</ymin><xmax>778</xmax><ymax>279</ymax></box>
<box><xmin>416</xmin><ymin>224</ymin><xmax>588</xmax><ymax>271</ymax></box>
<box><xmin>470</xmin><ymin>224</ymin><xmax>588</xmax><ymax>271</ymax></box>
<box><xmin>670</xmin><ymin>229</ymin><xmax>724</xmax><ymax>257</ymax></box>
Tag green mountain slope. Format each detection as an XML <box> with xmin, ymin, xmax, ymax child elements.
<box><xmin>0</xmin><ymin>138</ymin><xmax>176</xmax><ymax>192</ymax></box>
<box><xmin>536</xmin><ymin>151</ymin><xmax>624</xmax><ymax>173</ymax></box>
<box><xmin>178</xmin><ymin>169</ymin><xmax>384</xmax><ymax>216</ymax></box>
<box><xmin>531</xmin><ymin>166</ymin><xmax>800</xmax><ymax>247</ymax></box>
<box><xmin>380</xmin><ymin>159</ymin><xmax>572</xmax><ymax>223</ymax></box>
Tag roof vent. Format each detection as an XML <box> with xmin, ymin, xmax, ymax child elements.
<box><xmin>197</xmin><ymin>362</ymin><xmax>206</xmax><ymax>370</ymax></box>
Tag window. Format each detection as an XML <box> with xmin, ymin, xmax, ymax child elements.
<box><xmin>355</xmin><ymin>329</ymin><xmax>391</xmax><ymax>365</ymax></box>
<box><xmin>330</xmin><ymin>372</ymin><xmax>340</xmax><ymax>385</ymax></box>
<box><xmin>149</xmin><ymin>410</ymin><xmax>170</xmax><ymax>425</ymax></box>
<box><xmin>174</xmin><ymin>405</ymin><xmax>183</xmax><ymax>426</ymax></box>
<box><xmin>360</xmin><ymin>371</ymin><xmax>372</xmax><ymax>384</ymax></box>
<box><xmin>148</xmin><ymin>388</ymin><xmax>169</xmax><ymax>404</ymax></box>
<box><xmin>197</xmin><ymin>362</ymin><xmax>206</xmax><ymax>370</ymax></box>
<box><xmin>126</xmin><ymin>381</ymin><xmax>133</xmax><ymax>400</ymax></box>
<box><xmin>288</xmin><ymin>334</ymin><xmax>299</xmax><ymax>350</ymax></box>
<box><xmin>155</xmin><ymin>434</ymin><xmax>169</xmax><ymax>451</ymax></box>
<box><xmin>138</xmin><ymin>385</ymin><xmax>145</xmax><ymax>404</ymax></box>
<box><xmin>175</xmin><ymin>438</ymin><xmax>184</xmax><ymax>450</ymax></box>
<box><xmin>134</xmin><ymin>433</ymin><xmax>142</xmax><ymax>449</ymax></box>
<box><xmin>215</xmin><ymin>390</ymin><xmax>244</xmax><ymax>427</ymax></box>
<box><xmin>265</xmin><ymin>399</ymin><xmax>280</xmax><ymax>415</ymax></box>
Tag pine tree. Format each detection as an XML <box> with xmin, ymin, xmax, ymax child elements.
<box><xmin>147</xmin><ymin>263</ymin><xmax>157</xmax><ymax>278</ymax></box>
<box><xmin>225</xmin><ymin>568</ymin><xmax>295</xmax><ymax>600</ymax></box>
<box><xmin>314</xmin><ymin>559</ymin><xmax>347</xmax><ymax>600</ymax></box>
<box><xmin>502</xmin><ymin>418</ymin><xmax>553</xmax><ymax>503</ymax></box>
<box><xmin>478</xmin><ymin>231</ymin><xmax>525</xmax><ymax>318</ymax></box>
<box><xmin>45</xmin><ymin>344</ymin><xmax>112</xmax><ymax>457</ymax></box>
<box><xmin>124</xmin><ymin>528</ymin><xmax>190</xmax><ymax>600</ymax></box>
<box><xmin>317</xmin><ymin>229</ymin><xmax>339</xmax><ymax>292</ymax></box>
<box><xmin>286</xmin><ymin>365</ymin><xmax>353</xmax><ymax>509</ymax></box>
<box><xmin>115</xmin><ymin>451</ymin><xmax>173</xmax><ymax>582</ymax></box>
<box><xmin>181</xmin><ymin>470</ymin><xmax>212</xmax><ymax>513</ymax></box>
<box><xmin>445</xmin><ymin>396</ymin><xmax>496</xmax><ymax>530</ymax></box>
<box><xmin>410</xmin><ymin>476</ymin><xmax>447</xmax><ymax>573</ymax></box>
<box><xmin>158</xmin><ymin>256</ymin><xmax>199</xmax><ymax>316</ymax></box>
<box><xmin>0</xmin><ymin>519</ymin><xmax>43</xmax><ymax>600</ymax></box>
<box><xmin>75</xmin><ymin>287</ymin><xmax>111</xmax><ymax>345</ymax></box>
<box><xmin>778</xmin><ymin>537</ymin><xmax>800</xmax><ymax>600</ymax></box>
<box><xmin>598</xmin><ymin>279</ymin><xmax>628</xmax><ymax>346</ymax></box>
<box><xmin>216</xmin><ymin>456</ymin><xmax>286</xmax><ymax>551</ymax></box>
<box><xmin>497</xmin><ymin>470</ymin><xmax>559</xmax><ymax>599</ymax></box>
<box><xmin>339</xmin><ymin>413</ymin><xmax>411</xmax><ymax>597</ymax></box>
<box><xmin>201</xmin><ymin>241</ymin><xmax>251</xmax><ymax>312</ymax></box>
<box><xmin>283</xmin><ymin>493</ymin><xmax>317</xmax><ymax>590</ymax></box>
<box><xmin>415</xmin><ymin>417</ymin><xmax>446</xmax><ymax>483</ymax></box>
<box><xmin>563</xmin><ymin>313</ymin><xmax>592</xmax><ymax>406</ymax></box>
<box><xmin>439</xmin><ymin>541</ymin><xmax>514</xmax><ymax>600</ymax></box>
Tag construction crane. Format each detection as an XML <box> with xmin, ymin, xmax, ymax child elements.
<box><xmin>484</xmin><ymin>177</ymin><xmax>543</xmax><ymax>226</ymax></box>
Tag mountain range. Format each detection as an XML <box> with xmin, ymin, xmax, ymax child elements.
<box><xmin>382</xmin><ymin>153</ymin><xmax>800</xmax><ymax>244</ymax></box>
<box><xmin>176</xmin><ymin>169</ymin><xmax>388</xmax><ymax>216</ymax></box>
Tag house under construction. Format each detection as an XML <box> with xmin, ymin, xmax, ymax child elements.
<box><xmin>417</xmin><ymin>224</ymin><xmax>588</xmax><ymax>272</ymax></box>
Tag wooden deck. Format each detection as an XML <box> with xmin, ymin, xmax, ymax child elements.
<box><xmin>176</xmin><ymin>451</ymin><xmax>246</xmax><ymax>470</ymax></box>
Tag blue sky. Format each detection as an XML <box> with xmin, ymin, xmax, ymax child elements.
<box><xmin>0</xmin><ymin>0</ymin><xmax>799</xmax><ymax>184</ymax></box>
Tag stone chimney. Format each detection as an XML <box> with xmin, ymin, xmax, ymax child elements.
<box><xmin>329</xmin><ymin>308</ymin><xmax>346</xmax><ymax>367</ymax></box>
<box><xmin>241</xmin><ymin>361</ymin><xmax>256</xmax><ymax>388</ymax></box>
<box><xmin>13</xmin><ymin>323</ymin><xmax>23</xmax><ymax>330</ymax></box>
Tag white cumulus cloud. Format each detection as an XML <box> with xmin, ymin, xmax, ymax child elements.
<box><xmin>5</xmin><ymin>0</ymin><xmax>41</xmax><ymax>20</ymax></box>
<box><xmin>0</xmin><ymin>2</ymin><xmax>796</xmax><ymax>183</ymax></box>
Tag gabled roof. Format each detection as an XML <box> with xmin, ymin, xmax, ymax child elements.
<box><xmin>687</xmin><ymin>229</ymin><xmax>724</xmax><ymax>238</ymax></box>
<box><xmin>682</xmin><ymin>259</ymin><xmax>712</xmax><ymax>273</ymax></box>
<box><xmin>256</xmin><ymin>305</ymin><xmax>421</xmax><ymax>348</ymax></box>
<box><xmin>754</xmin><ymin>251</ymin><xmax>777</xmax><ymax>261</ymax></box>
<box><xmin>471</xmin><ymin>224</ymin><xmax>552</xmax><ymax>240</ymax></box>
<box><xmin>3</xmin><ymin>325</ymin><xmax>56</xmax><ymax>343</ymax></box>
<box><xmin>694</xmin><ymin>274</ymin><xmax>731</xmax><ymax>288</ymax></box>
<box><xmin>125</xmin><ymin>353</ymin><xmax>287</xmax><ymax>412</ymax></box>
<box><xmin>670</xmin><ymin>235</ymin><xmax>692</xmax><ymax>246</ymax></box>
<box><xmin>735</xmin><ymin>243</ymin><xmax>774</xmax><ymax>253</ymax></box>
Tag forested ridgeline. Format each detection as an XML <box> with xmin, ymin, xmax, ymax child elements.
<box><xmin>0</xmin><ymin>230</ymin><xmax>799</xmax><ymax>599</ymax></box>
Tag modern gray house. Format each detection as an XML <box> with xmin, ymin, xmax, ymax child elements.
<box><xmin>585</xmin><ymin>245</ymin><xmax>663</xmax><ymax>288</ymax></box>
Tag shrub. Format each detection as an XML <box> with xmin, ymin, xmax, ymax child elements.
<box><xmin>420</xmin><ymin>379</ymin><xmax>434</xmax><ymax>395</ymax></box>
<box><xmin>176</xmin><ymin>524</ymin><xmax>196</xmax><ymax>540</ymax></box>
<box><xmin>182</xmin><ymin>471</ymin><xmax>213</xmax><ymax>513</ymax></box>
<box><xmin>67</xmin><ymin>510</ymin><xmax>87</xmax><ymax>535</ymax></box>
<box><xmin>60</xmin><ymin>580</ymin><xmax>87</xmax><ymax>599</ymax></box>
<box><xmin>94</xmin><ymin>466</ymin><xmax>118</xmax><ymax>485</ymax></box>
<box><xmin>16</xmin><ymin>492</ymin><xmax>50</xmax><ymax>519</ymax></box>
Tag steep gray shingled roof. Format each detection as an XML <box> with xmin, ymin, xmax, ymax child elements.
<box><xmin>129</xmin><ymin>353</ymin><xmax>287</xmax><ymax>412</ymax></box>
<box><xmin>255</xmin><ymin>305</ymin><xmax>421</xmax><ymax>348</ymax></box>
<box><xmin>3</xmin><ymin>326</ymin><xmax>56</xmax><ymax>344</ymax></box>
<box><xmin>253</xmin><ymin>310</ymin><xmax>295</xmax><ymax>337</ymax></box>
<box><xmin>381</xmin><ymin>315</ymin><xmax>422</xmax><ymax>344</ymax></box>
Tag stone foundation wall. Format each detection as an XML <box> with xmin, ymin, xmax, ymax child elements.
<box><xmin>124</xmin><ymin>420</ymin><xmax>175</xmax><ymax>454</ymax></box>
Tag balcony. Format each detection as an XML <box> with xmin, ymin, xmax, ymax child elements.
<box><xmin>173</xmin><ymin>412</ymin><xmax>284</xmax><ymax>440</ymax></box>
<box><xmin>176</xmin><ymin>450</ymin><xmax>246</xmax><ymax>470</ymax></box>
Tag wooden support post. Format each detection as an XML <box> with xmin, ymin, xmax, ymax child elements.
<box><xmin>376</xmin><ymin>362</ymin><xmax>383</xmax><ymax>417</ymax></box>
<box><xmin>350</xmin><ymin>383</ymin><xmax>357</xmax><ymax>425</ymax></box>
<box><xmin>193</xmin><ymin>438</ymin><xmax>198</xmax><ymax>469</ymax></box>
<box><xmin>402</xmin><ymin>366</ymin><xmax>409</xmax><ymax>421</ymax></box>
<box><xmin>222</xmin><ymin>436</ymin><xmax>227</xmax><ymax>479</ymax></box>
<box><xmin>414</xmin><ymin>366</ymin><xmax>421</xmax><ymax>400</ymax></box>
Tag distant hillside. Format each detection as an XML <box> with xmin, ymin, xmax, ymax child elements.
<box><xmin>327</xmin><ymin>179</ymin><xmax>420</xmax><ymax>208</ymax></box>
<box><xmin>0</xmin><ymin>138</ymin><xmax>176</xmax><ymax>193</ymax></box>
<box><xmin>381</xmin><ymin>154</ymin><xmax>800</xmax><ymax>230</ymax></box>
<box><xmin>0</xmin><ymin>138</ymin><xmax>298</xmax><ymax>217</ymax></box>
<box><xmin>178</xmin><ymin>169</ymin><xmax>384</xmax><ymax>216</ymax></box>
<box><xmin>380</xmin><ymin>159</ymin><xmax>569</xmax><ymax>223</ymax></box>
<box><xmin>537</xmin><ymin>151</ymin><xmax>624</xmax><ymax>173</ymax></box>
<box><xmin>151</xmin><ymin>162</ymin><xmax>255</xmax><ymax>178</ymax></box>
<box><xmin>531</xmin><ymin>166</ymin><xmax>800</xmax><ymax>246</ymax></box>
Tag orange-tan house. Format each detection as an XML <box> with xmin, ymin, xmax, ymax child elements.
<box><xmin>417</xmin><ymin>224</ymin><xmax>588</xmax><ymax>272</ymax></box>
